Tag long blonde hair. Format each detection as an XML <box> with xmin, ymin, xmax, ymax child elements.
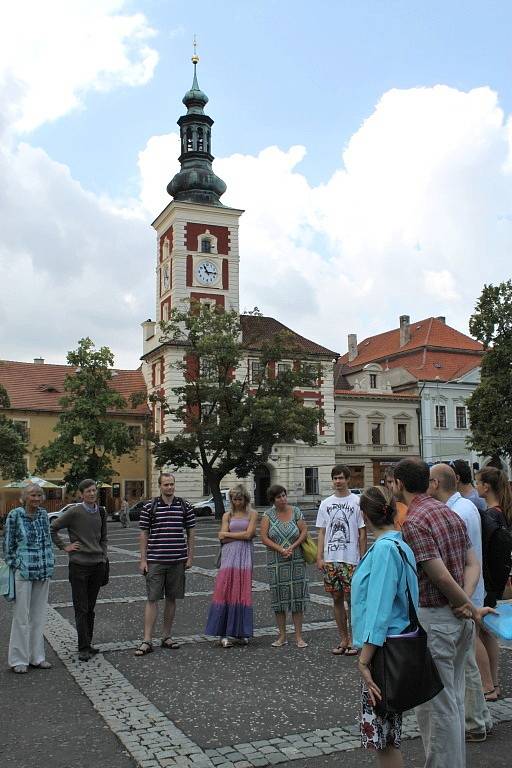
<box><xmin>228</xmin><ymin>484</ymin><xmax>251</xmax><ymax>515</ymax></box>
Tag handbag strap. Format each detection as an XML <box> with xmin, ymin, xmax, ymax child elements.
<box><xmin>393</xmin><ymin>542</ymin><xmax>420</xmax><ymax>630</ymax></box>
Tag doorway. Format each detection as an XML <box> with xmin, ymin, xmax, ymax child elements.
<box><xmin>254</xmin><ymin>464</ymin><xmax>271</xmax><ymax>506</ymax></box>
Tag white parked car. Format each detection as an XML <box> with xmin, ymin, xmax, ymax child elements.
<box><xmin>47</xmin><ymin>503</ymin><xmax>75</xmax><ymax>525</ymax></box>
<box><xmin>192</xmin><ymin>489</ymin><xmax>231</xmax><ymax>518</ymax></box>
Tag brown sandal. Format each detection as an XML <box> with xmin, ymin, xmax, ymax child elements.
<box><xmin>134</xmin><ymin>641</ymin><xmax>153</xmax><ymax>656</ymax></box>
<box><xmin>161</xmin><ymin>637</ymin><xmax>180</xmax><ymax>649</ymax></box>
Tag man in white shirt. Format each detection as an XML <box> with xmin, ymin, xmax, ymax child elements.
<box><xmin>316</xmin><ymin>464</ymin><xmax>367</xmax><ymax>655</ymax></box>
<box><xmin>428</xmin><ymin>463</ymin><xmax>492</xmax><ymax>742</ymax></box>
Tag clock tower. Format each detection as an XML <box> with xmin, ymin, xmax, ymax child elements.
<box><xmin>142</xmin><ymin>55</ymin><xmax>244</xmax><ymax>496</ymax></box>
<box><xmin>149</xmin><ymin>55</ymin><xmax>243</xmax><ymax>326</ymax></box>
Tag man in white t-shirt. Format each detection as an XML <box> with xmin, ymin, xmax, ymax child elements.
<box><xmin>316</xmin><ymin>464</ymin><xmax>367</xmax><ymax>655</ymax></box>
<box><xmin>428</xmin><ymin>463</ymin><xmax>492</xmax><ymax>742</ymax></box>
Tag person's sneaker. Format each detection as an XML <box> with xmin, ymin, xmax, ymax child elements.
<box><xmin>465</xmin><ymin>729</ymin><xmax>486</xmax><ymax>742</ymax></box>
<box><xmin>12</xmin><ymin>665</ymin><xmax>27</xmax><ymax>674</ymax></box>
<box><xmin>88</xmin><ymin>646</ymin><xmax>100</xmax><ymax>655</ymax></box>
<box><xmin>78</xmin><ymin>650</ymin><xmax>91</xmax><ymax>662</ymax></box>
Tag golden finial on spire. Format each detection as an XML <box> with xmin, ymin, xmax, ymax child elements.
<box><xmin>192</xmin><ymin>34</ymin><xmax>199</xmax><ymax>65</ymax></box>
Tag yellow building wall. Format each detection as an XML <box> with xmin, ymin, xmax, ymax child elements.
<box><xmin>1</xmin><ymin>409</ymin><xmax>151</xmax><ymax>510</ymax></box>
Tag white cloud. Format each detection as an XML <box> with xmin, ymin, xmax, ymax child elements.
<box><xmin>0</xmin><ymin>0</ymin><xmax>158</xmax><ymax>134</ymax></box>
<box><xmin>2</xmin><ymin>76</ymin><xmax>512</xmax><ymax>370</ymax></box>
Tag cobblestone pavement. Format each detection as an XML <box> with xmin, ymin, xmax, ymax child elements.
<box><xmin>1</xmin><ymin>518</ymin><xmax>511</xmax><ymax>768</ymax></box>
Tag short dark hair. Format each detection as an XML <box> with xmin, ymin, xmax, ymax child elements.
<box><xmin>78</xmin><ymin>478</ymin><xmax>97</xmax><ymax>493</ymax></box>
<box><xmin>450</xmin><ymin>459</ymin><xmax>472</xmax><ymax>485</ymax></box>
<box><xmin>268</xmin><ymin>484</ymin><xmax>287</xmax><ymax>503</ymax></box>
<box><xmin>360</xmin><ymin>486</ymin><xmax>396</xmax><ymax>527</ymax></box>
<box><xmin>331</xmin><ymin>464</ymin><xmax>351</xmax><ymax>480</ymax></box>
<box><xmin>158</xmin><ymin>472</ymin><xmax>175</xmax><ymax>485</ymax></box>
<box><xmin>394</xmin><ymin>459</ymin><xmax>430</xmax><ymax>494</ymax></box>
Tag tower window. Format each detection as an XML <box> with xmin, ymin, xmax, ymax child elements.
<box><xmin>197</xmin><ymin>127</ymin><xmax>204</xmax><ymax>152</ymax></box>
<box><xmin>201</xmin><ymin>238</ymin><xmax>212</xmax><ymax>253</ymax></box>
<box><xmin>186</xmin><ymin>127</ymin><xmax>193</xmax><ymax>151</ymax></box>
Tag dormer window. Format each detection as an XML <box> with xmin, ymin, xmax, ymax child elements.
<box><xmin>201</xmin><ymin>237</ymin><xmax>212</xmax><ymax>253</ymax></box>
<box><xmin>369</xmin><ymin>373</ymin><xmax>377</xmax><ymax>389</ymax></box>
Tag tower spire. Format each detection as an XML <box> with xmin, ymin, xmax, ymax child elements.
<box><xmin>166</xmin><ymin>50</ymin><xmax>227</xmax><ymax>206</ymax></box>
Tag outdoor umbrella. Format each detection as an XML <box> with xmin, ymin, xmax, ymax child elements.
<box><xmin>3</xmin><ymin>476</ymin><xmax>63</xmax><ymax>489</ymax></box>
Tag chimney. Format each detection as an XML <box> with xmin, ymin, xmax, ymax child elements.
<box><xmin>436</xmin><ymin>316</ymin><xmax>446</xmax><ymax>324</ymax></box>
<box><xmin>33</xmin><ymin>357</ymin><xmax>44</xmax><ymax>364</ymax></box>
<box><xmin>348</xmin><ymin>333</ymin><xmax>358</xmax><ymax>362</ymax></box>
<box><xmin>399</xmin><ymin>315</ymin><xmax>410</xmax><ymax>347</ymax></box>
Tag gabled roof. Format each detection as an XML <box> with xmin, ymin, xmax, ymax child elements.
<box><xmin>0</xmin><ymin>360</ymin><xmax>149</xmax><ymax>415</ymax></box>
<box><xmin>339</xmin><ymin>317</ymin><xmax>483</xmax><ymax>383</ymax></box>
<box><xmin>240</xmin><ymin>315</ymin><xmax>338</xmax><ymax>358</ymax></box>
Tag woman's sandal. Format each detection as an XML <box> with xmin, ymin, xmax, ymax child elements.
<box><xmin>161</xmin><ymin>637</ymin><xmax>180</xmax><ymax>649</ymax></box>
<box><xmin>134</xmin><ymin>641</ymin><xmax>153</xmax><ymax>657</ymax></box>
<box><xmin>271</xmin><ymin>638</ymin><xmax>288</xmax><ymax>647</ymax></box>
<box><xmin>332</xmin><ymin>644</ymin><xmax>347</xmax><ymax>655</ymax></box>
<box><xmin>344</xmin><ymin>646</ymin><xmax>359</xmax><ymax>657</ymax></box>
<box><xmin>484</xmin><ymin>688</ymin><xmax>498</xmax><ymax>702</ymax></box>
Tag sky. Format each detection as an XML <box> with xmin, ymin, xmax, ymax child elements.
<box><xmin>1</xmin><ymin>0</ymin><xmax>512</xmax><ymax>368</ymax></box>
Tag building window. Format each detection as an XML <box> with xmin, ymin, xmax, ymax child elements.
<box><xmin>200</xmin><ymin>357</ymin><xmax>217</xmax><ymax>379</ymax></box>
<box><xmin>371</xmin><ymin>422</ymin><xmax>381</xmax><ymax>445</ymax></box>
<box><xmin>250</xmin><ymin>360</ymin><xmax>266</xmax><ymax>384</ymax></box>
<box><xmin>302</xmin><ymin>363</ymin><xmax>319</xmax><ymax>385</ymax></box>
<box><xmin>397</xmin><ymin>423</ymin><xmax>407</xmax><ymax>446</ymax></box>
<box><xmin>277</xmin><ymin>361</ymin><xmax>292</xmax><ymax>377</ymax></box>
<box><xmin>369</xmin><ymin>373</ymin><xmax>377</xmax><ymax>389</ymax></box>
<box><xmin>154</xmin><ymin>403</ymin><xmax>161</xmax><ymax>435</ymax></box>
<box><xmin>201</xmin><ymin>238</ymin><xmax>212</xmax><ymax>253</ymax></box>
<box><xmin>456</xmin><ymin>406</ymin><xmax>467</xmax><ymax>429</ymax></box>
<box><xmin>12</xmin><ymin>420</ymin><xmax>30</xmax><ymax>441</ymax></box>
<box><xmin>435</xmin><ymin>405</ymin><xmax>447</xmax><ymax>429</ymax></box>
<box><xmin>305</xmin><ymin>467</ymin><xmax>319</xmax><ymax>495</ymax></box>
<box><xmin>124</xmin><ymin>480</ymin><xmax>145</xmax><ymax>502</ymax></box>
<box><xmin>128</xmin><ymin>425</ymin><xmax>142</xmax><ymax>445</ymax></box>
<box><xmin>344</xmin><ymin>422</ymin><xmax>355</xmax><ymax>445</ymax></box>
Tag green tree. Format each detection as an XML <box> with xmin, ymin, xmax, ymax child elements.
<box><xmin>152</xmin><ymin>304</ymin><xmax>324</xmax><ymax>517</ymax></box>
<box><xmin>467</xmin><ymin>280</ymin><xmax>512</xmax><ymax>463</ymax></box>
<box><xmin>0</xmin><ymin>385</ymin><xmax>27</xmax><ymax>481</ymax></box>
<box><xmin>36</xmin><ymin>338</ymin><xmax>136</xmax><ymax>489</ymax></box>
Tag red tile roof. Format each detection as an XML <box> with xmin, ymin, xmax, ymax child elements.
<box><xmin>0</xmin><ymin>360</ymin><xmax>149</xmax><ymax>415</ymax></box>
<box><xmin>339</xmin><ymin>317</ymin><xmax>483</xmax><ymax>383</ymax></box>
<box><xmin>241</xmin><ymin>315</ymin><xmax>338</xmax><ymax>357</ymax></box>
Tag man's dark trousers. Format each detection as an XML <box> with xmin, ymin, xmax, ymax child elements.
<box><xmin>69</xmin><ymin>562</ymin><xmax>106</xmax><ymax>651</ymax></box>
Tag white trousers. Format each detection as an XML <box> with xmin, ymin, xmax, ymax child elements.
<box><xmin>8</xmin><ymin>574</ymin><xmax>50</xmax><ymax>667</ymax></box>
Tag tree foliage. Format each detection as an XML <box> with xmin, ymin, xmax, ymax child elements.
<box><xmin>467</xmin><ymin>281</ymin><xmax>512</xmax><ymax>462</ymax></box>
<box><xmin>0</xmin><ymin>384</ymin><xmax>27</xmax><ymax>481</ymax></box>
<box><xmin>152</xmin><ymin>304</ymin><xmax>324</xmax><ymax>516</ymax></box>
<box><xmin>36</xmin><ymin>338</ymin><xmax>136</xmax><ymax>489</ymax></box>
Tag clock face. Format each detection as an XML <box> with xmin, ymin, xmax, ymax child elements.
<box><xmin>196</xmin><ymin>260</ymin><xmax>219</xmax><ymax>286</ymax></box>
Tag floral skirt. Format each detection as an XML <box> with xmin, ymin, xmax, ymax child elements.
<box><xmin>360</xmin><ymin>684</ymin><xmax>402</xmax><ymax>750</ymax></box>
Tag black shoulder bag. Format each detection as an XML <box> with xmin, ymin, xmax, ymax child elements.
<box><xmin>370</xmin><ymin>543</ymin><xmax>443</xmax><ymax>714</ymax></box>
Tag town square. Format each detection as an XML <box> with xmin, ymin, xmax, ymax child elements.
<box><xmin>1</xmin><ymin>2</ymin><xmax>512</xmax><ymax>768</ymax></box>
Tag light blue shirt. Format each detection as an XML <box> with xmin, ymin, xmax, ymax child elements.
<box><xmin>351</xmin><ymin>531</ymin><xmax>419</xmax><ymax>648</ymax></box>
<box><xmin>446</xmin><ymin>491</ymin><xmax>485</xmax><ymax>608</ymax></box>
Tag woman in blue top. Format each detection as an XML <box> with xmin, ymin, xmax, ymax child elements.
<box><xmin>351</xmin><ymin>486</ymin><xmax>419</xmax><ymax>767</ymax></box>
<box><xmin>3</xmin><ymin>483</ymin><xmax>55</xmax><ymax>674</ymax></box>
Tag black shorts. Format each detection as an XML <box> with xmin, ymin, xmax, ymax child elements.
<box><xmin>145</xmin><ymin>561</ymin><xmax>186</xmax><ymax>602</ymax></box>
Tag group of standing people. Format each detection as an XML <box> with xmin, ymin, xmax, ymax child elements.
<box><xmin>3</xmin><ymin>459</ymin><xmax>511</xmax><ymax>768</ymax></box>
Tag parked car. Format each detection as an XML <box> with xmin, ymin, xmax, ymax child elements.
<box><xmin>128</xmin><ymin>499</ymin><xmax>151</xmax><ymax>522</ymax></box>
<box><xmin>47</xmin><ymin>503</ymin><xmax>75</xmax><ymax>525</ymax></box>
<box><xmin>192</xmin><ymin>489</ymin><xmax>231</xmax><ymax>518</ymax></box>
<box><xmin>350</xmin><ymin>488</ymin><xmax>363</xmax><ymax>495</ymax></box>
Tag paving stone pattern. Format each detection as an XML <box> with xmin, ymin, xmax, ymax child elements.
<box><xmin>40</xmin><ymin>524</ymin><xmax>512</xmax><ymax>768</ymax></box>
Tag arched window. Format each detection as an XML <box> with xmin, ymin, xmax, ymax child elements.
<box><xmin>197</xmin><ymin>127</ymin><xmax>204</xmax><ymax>151</ymax></box>
<box><xmin>186</xmin><ymin>127</ymin><xmax>193</xmax><ymax>151</ymax></box>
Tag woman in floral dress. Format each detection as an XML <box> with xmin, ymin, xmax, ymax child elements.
<box><xmin>260</xmin><ymin>484</ymin><xmax>309</xmax><ymax>648</ymax></box>
<box><xmin>351</xmin><ymin>485</ymin><xmax>419</xmax><ymax>767</ymax></box>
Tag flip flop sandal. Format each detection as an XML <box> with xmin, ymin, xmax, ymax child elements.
<box><xmin>161</xmin><ymin>637</ymin><xmax>180</xmax><ymax>649</ymax></box>
<box><xmin>332</xmin><ymin>644</ymin><xmax>347</xmax><ymax>655</ymax></box>
<box><xmin>484</xmin><ymin>688</ymin><xmax>498</xmax><ymax>702</ymax></box>
<box><xmin>344</xmin><ymin>646</ymin><xmax>359</xmax><ymax>656</ymax></box>
<box><xmin>271</xmin><ymin>639</ymin><xmax>288</xmax><ymax>647</ymax></box>
<box><xmin>134</xmin><ymin>642</ymin><xmax>153</xmax><ymax>656</ymax></box>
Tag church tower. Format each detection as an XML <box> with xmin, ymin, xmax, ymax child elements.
<box><xmin>142</xmin><ymin>54</ymin><xmax>244</xmax><ymax>497</ymax></box>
